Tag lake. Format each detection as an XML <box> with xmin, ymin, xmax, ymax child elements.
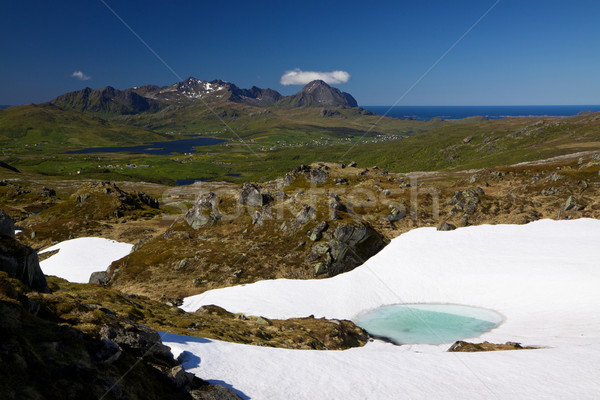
<box><xmin>355</xmin><ymin>303</ymin><xmax>502</xmax><ymax>345</ymax></box>
<box><xmin>68</xmin><ymin>136</ymin><xmax>226</xmax><ymax>155</ymax></box>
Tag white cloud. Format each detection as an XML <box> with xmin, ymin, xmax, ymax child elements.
<box><xmin>71</xmin><ymin>70</ymin><xmax>91</xmax><ymax>81</ymax></box>
<box><xmin>280</xmin><ymin>68</ymin><xmax>350</xmax><ymax>85</ymax></box>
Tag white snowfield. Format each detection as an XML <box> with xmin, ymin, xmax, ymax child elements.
<box><xmin>39</xmin><ymin>237</ymin><xmax>132</xmax><ymax>283</ymax></box>
<box><xmin>165</xmin><ymin>219</ymin><xmax>600</xmax><ymax>400</ymax></box>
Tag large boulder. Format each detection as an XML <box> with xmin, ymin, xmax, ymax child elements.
<box><xmin>306</xmin><ymin>222</ymin><xmax>387</xmax><ymax>277</ymax></box>
<box><xmin>238</xmin><ymin>183</ymin><xmax>269</xmax><ymax>207</ymax></box>
<box><xmin>100</xmin><ymin>321</ymin><xmax>174</xmax><ymax>363</ymax></box>
<box><xmin>0</xmin><ymin>209</ymin><xmax>15</xmax><ymax>238</ymax></box>
<box><xmin>296</xmin><ymin>206</ymin><xmax>316</xmax><ymax>225</ymax></box>
<box><xmin>89</xmin><ymin>271</ymin><xmax>111</xmax><ymax>286</ymax></box>
<box><xmin>185</xmin><ymin>192</ymin><xmax>222</xmax><ymax>229</ymax></box>
<box><xmin>0</xmin><ymin>235</ymin><xmax>49</xmax><ymax>292</ymax></box>
<box><xmin>309</xmin><ymin>168</ymin><xmax>329</xmax><ymax>184</ymax></box>
<box><xmin>308</xmin><ymin>221</ymin><xmax>329</xmax><ymax>241</ymax></box>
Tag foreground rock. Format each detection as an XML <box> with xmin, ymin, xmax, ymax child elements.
<box><xmin>0</xmin><ymin>209</ymin><xmax>16</xmax><ymax>238</ymax></box>
<box><xmin>448</xmin><ymin>340</ymin><xmax>536</xmax><ymax>352</ymax></box>
<box><xmin>0</xmin><ymin>212</ymin><xmax>49</xmax><ymax>292</ymax></box>
<box><xmin>0</xmin><ymin>272</ymin><xmax>241</xmax><ymax>400</ymax></box>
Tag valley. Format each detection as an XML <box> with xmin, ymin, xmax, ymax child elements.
<box><xmin>2</xmin><ymin>77</ymin><xmax>600</xmax><ymax>400</ymax></box>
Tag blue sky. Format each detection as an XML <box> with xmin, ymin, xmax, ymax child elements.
<box><xmin>2</xmin><ymin>0</ymin><xmax>600</xmax><ymax>106</ymax></box>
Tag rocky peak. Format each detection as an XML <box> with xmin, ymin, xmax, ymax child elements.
<box><xmin>279</xmin><ymin>80</ymin><xmax>358</xmax><ymax>108</ymax></box>
<box><xmin>301</xmin><ymin>80</ymin><xmax>331</xmax><ymax>93</ymax></box>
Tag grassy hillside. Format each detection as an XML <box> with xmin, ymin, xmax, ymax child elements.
<box><xmin>3</xmin><ymin>98</ymin><xmax>599</xmax><ymax>185</ymax></box>
<box><xmin>0</xmin><ymin>103</ymin><xmax>172</xmax><ymax>152</ymax></box>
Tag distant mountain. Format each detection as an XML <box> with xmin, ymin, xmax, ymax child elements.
<box><xmin>51</xmin><ymin>78</ymin><xmax>357</xmax><ymax>116</ymax></box>
<box><xmin>52</xmin><ymin>86</ymin><xmax>164</xmax><ymax>116</ymax></box>
<box><xmin>134</xmin><ymin>77</ymin><xmax>283</xmax><ymax>107</ymax></box>
<box><xmin>0</xmin><ymin>105</ymin><xmax>12</xmax><ymax>109</ymax></box>
<box><xmin>277</xmin><ymin>80</ymin><xmax>358</xmax><ymax>108</ymax></box>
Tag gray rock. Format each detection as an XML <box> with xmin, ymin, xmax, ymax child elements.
<box><xmin>348</xmin><ymin>161</ymin><xmax>357</xmax><ymax>168</ymax></box>
<box><xmin>314</xmin><ymin>262</ymin><xmax>327</xmax><ymax>275</ymax></box>
<box><xmin>89</xmin><ymin>271</ymin><xmax>111</xmax><ymax>286</ymax></box>
<box><xmin>169</xmin><ymin>365</ymin><xmax>194</xmax><ymax>388</ymax></box>
<box><xmin>334</xmin><ymin>223</ymin><xmax>368</xmax><ymax>245</ymax></box>
<box><xmin>0</xmin><ymin>209</ymin><xmax>15</xmax><ymax>238</ymax></box>
<box><xmin>40</xmin><ymin>186</ymin><xmax>57</xmax><ymax>198</ymax></box>
<box><xmin>276</xmin><ymin>173</ymin><xmax>295</xmax><ymax>188</ymax></box>
<box><xmin>99</xmin><ymin>322</ymin><xmax>173</xmax><ymax>362</ymax></box>
<box><xmin>296</xmin><ymin>206</ymin><xmax>316</xmax><ymax>224</ymax></box>
<box><xmin>438</xmin><ymin>221</ymin><xmax>457</xmax><ymax>231</ymax></box>
<box><xmin>0</xmin><ymin>236</ymin><xmax>49</xmax><ymax>292</ymax></box>
<box><xmin>190</xmin><ymin>385</ymin><xmax>243</xmax><ymax>400</ymax></box>
<box><xmin>96</xmin><ymin>338</ymin><xmax>122</xmax><ymax>363</ymax></box>
<box><xmin>76</xmin><ymin>193</ymin><xmax>90</xmax><ymax>203</ymax></box>
<box><xmin>564</xmin><ymin>195</ymin><xmax>585</xmax><ymax>211</ymax></box>
<box><xmin>306</xmin><ymin>243</ymin><xmax>331</xmax><ymax>262</ymax></box>
<box><xmin>387</xmin><ymin>206</ymin><xmax>406</xmax><ymax>222</ymax></box>
<box><xmin>238</xmin><ymin>183</ymin><xmax>265</xmax><ymax>207</ymax></box>
<box><xmin>329</xmin><ymin>199</ymin><xmax>344</xmax><ymax>211</ymax></box>
<box><xmin>308</xmin><ymin>222</ymin><xmax>386</xmax><ymax>277</ymax></box>
<box><xmin>185</xmin><ymin>192</ymin><xmax>222</xmax><ymax>229</ymax></box>
<box><xmin>309</xmin><ymin>168</ymin><xmax>329</xmax><ymax>184</ymax></box>
<box><xmin>308</xmin><ymin>221</ymin><xmax>329</xmax><ymax>241</ymax></box>
<box><xmin>176</xmin><ymin>258</ymin><xmax>190</xmax><ymax>271</ymax></box>
<box><xmin>255</xmin><ymin>316</ymin><xmax>272</xmax><ymax>326</ymax></box>
<box><xmin>136</xmin><ymin>192</ymin><xmax>159</xmax><ymax>208</ymax></box>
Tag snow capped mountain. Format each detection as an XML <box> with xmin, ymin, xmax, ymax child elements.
<box><xmin>51</xmin><ymin>77</ymin><xmax>358</xmax><ymax>115</ymax></box>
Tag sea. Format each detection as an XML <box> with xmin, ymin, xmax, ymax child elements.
<box><xmin>363</xmin><ymin>105</ymin><xmax>600</xmax><ymax>121</ymax></box>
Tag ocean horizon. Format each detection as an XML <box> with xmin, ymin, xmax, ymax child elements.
<box><xmin>363</xmin><ymin>105</ymin><xmax>600</xmax><ymax>121</ymax></box>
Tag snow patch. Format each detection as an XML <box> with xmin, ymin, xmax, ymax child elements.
<box><xmin>169</xmin><ymin>219</ymin><xmax>600</xmax><ymax>399</ymax></box>
<box><xmin>39</xmin><ymin>237</ymin><xmax>132</xmax><ymax>283</ymax></box>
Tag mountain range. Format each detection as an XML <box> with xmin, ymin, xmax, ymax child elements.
<box><xmin>52</xmin><ymin>78</ymin><xmax>359</xmax><ymax>116</ymax></box>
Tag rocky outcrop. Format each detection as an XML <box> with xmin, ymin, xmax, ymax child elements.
<box><xmin>0</xmin><ymin>273</ymin><xmax>242</xmax><ymax>400</ymax></box>
<box><xmin>0</xmin><ymin>209</ymin><xmax>15</xmax><ymax>238</ymax></box>
<box><xmin>448</xmin><ymin>340</ymin><xmax>535</xmax><ymax>352</ymax></box>
<box><xmin>309</xmin><ymin>167</ymin><xmax>329</xmax><ymax>184</ymax></box>
<box><xmin>296</xmin><ymin>206</ymin><xmax>316</xmax><ymax>225</ymax></box>
<box><xmin>185</xmin><ymin>192</ymin><xmax>222</xmax><ymax>229</ymax></box>
<box><xmin>437</xmin><ymin>221</ymin><xmax>457</xmax><ymax>231</ymax></box>
<box><xmin>306</xmin><ymin>222</ymin><xmax>387</xmax><ymax>276</ymax></box>
<box><xmin>446</xmin><ymin>187</ymin><xmax>484</xmax><ymax>216</ymax></box>
<box><xmin>100</xmin><ymin>321</ymin><xmax>174</xmax><ymax>362</ymax></box>
<box><xmin>89</xmin><ymin>271</ymin><xmax>111</xmax><ymax>286</ymax></box>
<box><xmin>137</xmin><ymin>191</ymin><xmax>160</xmax><ymax>208</ymax></box>
<box><xmin>386</xmin><ymin>206</ymin><xmax>406</xmax><ymax>222</ymax></box>
<box><xmin>238</xmin><ymin>183</ymin><xmax>271</xmax><ymax>207</ymax></box>
<box><xmin>0</xmin><ymin>236</ymin><xmax>49</xmax><ymax>293</ymax></box>
<box><xmin>564</xmin><ymin>195</ymin><xmax>585</xmax><ymax>211</ymax></box>
<box><xmin>288</xmin><ymin>164</ymin><xmax>329</xmax><ymax>184</ymax></box>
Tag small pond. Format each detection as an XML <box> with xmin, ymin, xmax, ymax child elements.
<box><xmin>354</xmin><ymin>304</ymin><xmax>503</xmax><ymax>345</ymax></box>
<box><xmin>68</xmin><ymin>136</ymin><xmax>226</xmax><ymax>155</ymax></box>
